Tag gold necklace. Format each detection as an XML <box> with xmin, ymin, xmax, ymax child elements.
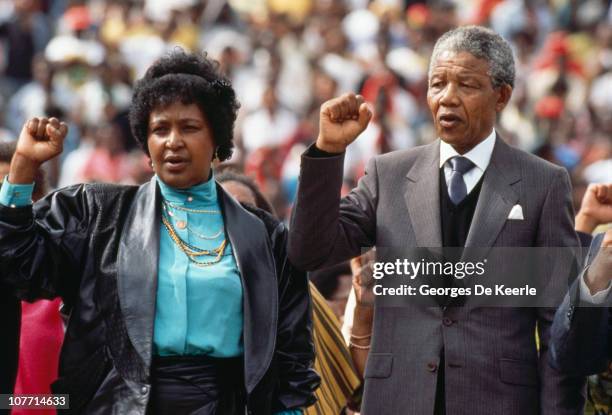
<box><xmin>162</xmin><ymin>203</ymin><xmax>223</xmax><ymax>240</ymax></box>
<box><xmin>163</xmin><ymin>200</ymin><xmax>221</xmax><ymax>214</ymax></box>
<box><xmin>162</xmin><ymin>215</ymin><xmax>227</xmax><ymax>266</ymax></box>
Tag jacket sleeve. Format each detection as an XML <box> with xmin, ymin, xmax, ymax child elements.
<box><xmin>271</xmin><ymin>220</ymin><xmax>320</xmax><ymax>411</ymax></box>
<box><xmin>288</xmin><ymin>145</ymin><xmax>377</xmax><ymax>271</ymax></box>
<box><xmin>550</xmin><ymin>233</ymin><xmax>611</xmax><ymax>375</ymax></box>
<box><xmin>0</xmin><ymin>184</ymin><xmax>94</xmax><ymax>303</ymax></box>
<box><xmin>534</xmin><ymin>168</ymin><xmax>586</xmax><ymax>415</ymax></box>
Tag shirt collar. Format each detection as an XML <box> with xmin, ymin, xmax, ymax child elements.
<box><xmin>439</xmin><ymin>129</ymin><xmax>496</xmax><ymax>172</ymax></box>
<box><xmin>156</xmin><ymin>171</ymin><xmax>218</xmax><ymax>206</ymax></box>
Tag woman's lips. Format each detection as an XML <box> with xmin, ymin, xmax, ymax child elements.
<box><xmin>164</xmin><ymin>158</ymin><xmax>189</xmax><ymax>172</ymax></box>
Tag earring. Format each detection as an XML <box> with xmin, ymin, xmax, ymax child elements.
<box><xmin>150</xmin><ymin>160</ymin><xmax>155</xmax><ymax>168</ymax></box>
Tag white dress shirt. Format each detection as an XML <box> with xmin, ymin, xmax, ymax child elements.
<box><xmin>579</xmin><ymin>266</ymin><xmax>612</xmax><ymax>304</ymax></box>
<box><xmin>439</xmin><ymin>130</ymin><xmax>496</xmax><ymax>194</ymax></box>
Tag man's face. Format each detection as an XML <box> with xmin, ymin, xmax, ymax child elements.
<box><xmin>427</xmin><ymin>51</ymin><xmax>512</xmax><ymax>154</ymax></box>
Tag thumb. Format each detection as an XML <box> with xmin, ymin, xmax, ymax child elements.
<box><xmin>357</xmin><ymin>102</ymin><xmax>373</xmax><ymax>132</ymax></box>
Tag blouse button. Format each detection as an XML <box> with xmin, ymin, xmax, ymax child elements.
<box><xmin>187</xmin><ymin>196</ymin><xmax>193</xmax><ymax>202</ymax></box>
<box><xmin>176</xmin><ymin>220</ymin><xmax>187</xmax><ymax>229</ymax></box>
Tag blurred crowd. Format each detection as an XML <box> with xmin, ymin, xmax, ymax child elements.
<box><xmin>0</xmin><ymin>0</ymin><xmax>611</xmax><ymax>313</ymax></box>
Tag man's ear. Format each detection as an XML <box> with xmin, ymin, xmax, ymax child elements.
<box><xmin>495</xmin><ymin>84</ymin><xmax>513</xmax><ymax>112</ymax></box>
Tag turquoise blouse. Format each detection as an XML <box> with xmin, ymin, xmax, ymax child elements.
<box><xmin>0</xmin><ymin>175</ymin><xmax>302</xmax><ymax>414</ymax></box>
<box><xmin>154</xmin><ymin>174</ymin><xmax>243</xmax><ymax>357</ymax></box>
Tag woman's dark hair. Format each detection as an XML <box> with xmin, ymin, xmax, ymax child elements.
<box><xmin>216</xmin><ymin>170</ymin><xmax>276</xmax><ymax>216</ymax></box>
<box><xmin>129</xmin><ymin>50</ymin><xmax>239</xmax><ymax>161</ymax></box>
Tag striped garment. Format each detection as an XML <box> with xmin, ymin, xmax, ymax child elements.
<box><xmin>306</xmin><ymin>284</ymin><xmax>362</xmax><ymax>415</ymax></box>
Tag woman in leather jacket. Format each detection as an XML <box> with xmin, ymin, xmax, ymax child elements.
<box><xmin>0</xmin><ymin>50</ymin><xmax>319</xmax><ymax>415</ymax></box>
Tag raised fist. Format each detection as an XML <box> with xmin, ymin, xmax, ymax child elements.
<box><xmin>15</xmin><ymin>117</ymin><xmax>68</xmax><ymax>166</ymax></box>
<box><xmin>576</xmin><ymin>183</ymin><xmax>612</xmax><ymax>233</ymax></box>
<box><xmin>317</xmin><ymin>93</ymin><xmax>373</xmax><ymax>154</ymax></box>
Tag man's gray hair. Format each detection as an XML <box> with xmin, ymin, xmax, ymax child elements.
<box><xmin>429</xmin><ymin>25</ymin><xmax>515</xmax><ymax>89</ymax></box>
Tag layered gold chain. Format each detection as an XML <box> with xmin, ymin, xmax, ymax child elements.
<box><xmin>163</xmin><ymin>200</ymin><xmax>220</xmax><ymax>214</ymax></box>
<box><xmin>162</xmin><ymin>214</ymin><xmax>228</xmax><ymax>267</ymax></box>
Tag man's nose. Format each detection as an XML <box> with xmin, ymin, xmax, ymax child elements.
<box><xmin>439</xmin><ymin>83</ymin><xmax>460</xmax><ymax>107</ymax></box>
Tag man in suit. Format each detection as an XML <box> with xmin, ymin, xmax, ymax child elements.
<box><xmin>288</xmin><ymin>26</ymin><xmax>584</xmax><ymax>414</ymax></box>
<box><xmin>550</xmin><ymin>183</ymin><xmax>612</xmax><ymax>376</ymax></box>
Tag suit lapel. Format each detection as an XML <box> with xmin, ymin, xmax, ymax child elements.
<box><xmin>117</xmin><ymin>179</ymin><xmax>160</xmax><ymax>370</ymax></box>
<box><xmin>405</xmin><ymin>140</ymin><xmax>442</xmax><ymax>247</ymax></box>
<box><xmin>218</xmin><ymin>186</ymin><xmax>277</xmax><ymax>394</ymax></box>
<box><xmin>464</xmin><ymin>136</ymin><xmax>521</xmax><ymax>249</ymax></box>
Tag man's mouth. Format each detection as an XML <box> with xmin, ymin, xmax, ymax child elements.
<box><xmin>438</xmin><ymin>113</ymin><xmax>462</xmax><ymax>128</ymax></box>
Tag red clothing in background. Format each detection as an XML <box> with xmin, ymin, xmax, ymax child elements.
<box><xmin>13</xmin><ymin>299</ymin><xmax>64</xmax><ymax>415</ymax></box>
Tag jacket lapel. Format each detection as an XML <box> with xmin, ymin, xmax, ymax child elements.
<box><xmin>218</xmin><ymin>186</ymin><xmax>277</xmax><ymax>394</ymax></box>
<box><xmin>464</xmin><ymin>136</ymin><xmax>521</xmax><ymax>249</ymax></box>
<box><xmin>117</xmin><ymin>179</ymin><xmax>160</xmax><ymax>371</ymax></box>
<box><xmin>405</xmin><ymin>140</ymin><xmax>442</xmax><ymax>247</ymax></box>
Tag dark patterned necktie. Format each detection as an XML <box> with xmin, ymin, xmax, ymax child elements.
<box><xmin>447</xmin><ymin>156</ymin><xmax>475</xmax><ymax>205</ymax></box>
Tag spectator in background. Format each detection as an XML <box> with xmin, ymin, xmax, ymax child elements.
<box><xmin>241</xmin><ymin>80</ymin><xmax>299</xmax><ymax>154</ymax></box>
<box><xmin>0</xmin><ymin>0</ymin><xmax>51</xmax><ymax>100</ymax></box>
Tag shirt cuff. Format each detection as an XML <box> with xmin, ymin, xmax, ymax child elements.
<box><xmin>306</xmin><ymin>144</ymin><xmax>343</xmax><ymax>158</ymax></box>
<box><xmin>0</xmin><ymin>176</ymin><xmax>34</xmax><ymax>207</ymax></box>
<box><xmin>579</xmin><ymin>268</ymin><xmax>612</xmax><ymax>304</ymax></box>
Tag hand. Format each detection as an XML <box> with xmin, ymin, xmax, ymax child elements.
<box><xmin>8</xmin><ymin>118</ymin><xmax>68</xmax><ymax>185</ymax></box>
<box><xmin>350</xmin><ymin>249</ymin><xmax>376</xmax><ymax>307</ymax></box>
<box><xmin>576</xmin><ymin>183</ymin><xmax>612</xmax><ymax>233</ymax></box>
<box><xmin>15</xmin><ymin>117</ymin><xmax>68</xmax><ymax>165</ymax></box>
<box><xmin>317</xmin><ymin>93</ymin><xmax>372</xmax><ymax>154</ymax></box>
<box><xmin>585</xmin><ymin>229</ymin><xmax>612</xmax><ymax>295</ymax></box>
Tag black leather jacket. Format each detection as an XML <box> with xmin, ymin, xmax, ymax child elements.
<box><xmin>0</xmin><ymin>179</ymin><xmax>319</xmax><ymax>414</ymax></box>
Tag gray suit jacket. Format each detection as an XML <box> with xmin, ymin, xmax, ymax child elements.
<box><xmin>289</xmin><ymin>136</ymin><xmax>584</xmax><ymax>415</ymax></box>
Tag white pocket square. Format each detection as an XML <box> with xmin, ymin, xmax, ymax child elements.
<box><xmin>507</xmin><ymin>204</ymin><xmax>524</xmax><ymax>220</ymax></box>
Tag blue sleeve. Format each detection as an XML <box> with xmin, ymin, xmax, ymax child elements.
<box><xmin>0</xmin><ymin>177</ymin><xmax>34</xmax><ymax>207</ymax></box>
<box><xmin>274</xmin><ymin>410</ymin><xmax>303</xmax><ymax>415</ymax></box>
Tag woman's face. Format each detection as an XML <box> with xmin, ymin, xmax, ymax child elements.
<box><xmin>147</xmin><ymin>101</ymin><xmax>215</xmax><ymax>189</ymax></box>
